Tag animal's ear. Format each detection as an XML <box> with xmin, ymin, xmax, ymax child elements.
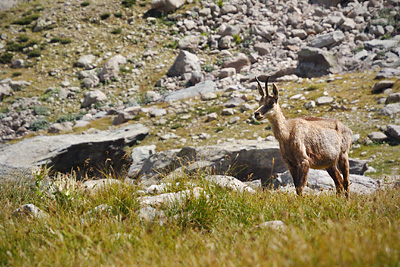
<box><xmin>272</xmin><ymin>83</ymin><xmax>279</xmax><ymax>100</ymax></box>
<box><xmin>255</xmin><ymin>76</ymin><xmax>265</xmax><ymax>97</ymax></box>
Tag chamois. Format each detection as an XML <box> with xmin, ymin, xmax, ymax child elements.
<box><xmin>253</xmin><ymin>77</ymin><xmax>353</xmax><ymax>196</ymax></box>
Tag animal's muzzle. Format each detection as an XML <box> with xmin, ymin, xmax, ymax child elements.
<box><xmin>254</xmin><ymin>112</ymin><xmax>263</xmax><ymax>120</ymax></box>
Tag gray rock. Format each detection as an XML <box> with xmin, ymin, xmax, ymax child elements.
<box><xmin>129</xmin><ymin>145</ymin><xmax>156</xmax><ymax>176</ymax></box>
<box><xmin>13</xmin><ymin>204</ymin><xmax>49</xmax><ymax>219</ymax></box>
<box><xmin>220</xmin><ymin>4</ymin><xmax>237</xmax><ymax>15</ymax></box>
<box><xmin>162</xmin><ymin>80</ymin><xmax>216</xmax><ymax>102</ymax></box>
<box><xmin>341</xmin><ymin>18</ymin><xmax>357</xmax><ymax>31</ymax></box>
<box><xmin>82</xmin><ymin>90</ymin><xmax>107</xmax><ymax>108</ymax></box>
<box><xmin>201</xmin><ymin>92</ymin><xmax>217</xmax><ymax>101</ymax></box>
<box><xmin>375</xmin><ymin>68</ymin><xmax>400</xmax><ymax>79</ymax></box>
<box><xmin>364</xmin><ymin>39</ymin><xmax>399</xmax><ymax>51</ymax></box>
<box><xmin>218</xmin><ymin>67</ymin><xmax>236</xmax><ymax>79</ymax></box>
<box><xmin>167</xmin><ymin>50</ymin><xmax>201</xmax><ymax>77</ymax></box>
<box><xmin>219</xmin><ymin>35</ymin><xmax>233</xmax><ymax>49</ymax></box>
<box><xmin>304</xmin><ymin>101</ymin><xmax>316</xmax><ymax>109</ymax></box>
<box><xmin>386</xmin><ymin>124</ymin><xmax>400</xmax><ymax>141</ymax></box>
<box><xmin>309</xmin><ymin>30</ymin><xmax>345</xmax><ymax>48</ymax></box>
<box><xmin>82</xmin><ymin>73</ymin><xmax>100</xmax><ymax>88</ymax></box>
<box><xmin>0</xmin><ymin>83</ymin><xmax>12</xmax><ymax>99</ymax></box>
<box><xmin>151</xmin><ymin>0</ymin><xmax>185</xmax><ymax>13</ymax></box>
<box><xmin>295</xmin><ymin>46</ymin><xmax>342</xmax><ymax>78</ymax></box>
<box><xmin>77</xmin><ymin>54</ymin><xmax>96</xmax><ymax>70</ymax></box>
<box><xmin>378</xmin><ymin>103</ymin><xmax>400</xmax><ymax>116</ymax></box>
<box><xmin>205</xmin><ymin>175</ymin><xmax>256</xmax><ymax>193</ymax></box>
<box><xmin>224</xmin><ymin>97</ymin><xmax>244</xmax><ymax>108</ymax></box>
<box><xmin>372</xmin><ymin>80</ymin><xmax>395</xmax><ymax>94</ymax></box>
<box><xmin>99</xmin><ymin>55</ymin><xmax>127</xmax><ymax>82</ymax></box>
<box><xmin>190</xmin><ymin>71</ymin><xmax>203</xmax><ymax>85</ymax></box>
<box><xmin>33</xmin><ymin>19</ymin><xmax>53</xmax><ymax>32</ymax></box>
<box><xmin>368</xmin><ymin>131</ymin><xmax>388</xmax><ymax>142</ymax></box>
<box><xmin>138</xmin><ymin>187</ymin><xmax>204</xmax><ymax>207</ymax></box>
<box><xmin>48</xmin><ymin>122</ymin><xmax>74</xmax><ymax>134</ymax></box>
<box><xmin>316</xmin><ymin>96</ymin><xmax>334</xmax><ymax>105</ymax></box>
<box><xmin>149</xmin><ymin>108</ymin><xmax>167</xmax><ymax>117</ymax></box>
<box><xmin>222</xmin><ymin>53</ymin><xmax>250</xmax><ymax>73</ymax></box>
<box><xmin>221</xmin><ymin>108</ymin><xmax>235</xmax><ymax>116</ymax></box>
<box><xmin>11</xmin><ymin>59</ymin><xmax>24</xmax><ymax>68</ymax></box>
<box><xmin>178</xmin><ymin>35</ymin><xmax>200</xmax><ymax>51</ymax></box>
<box><xmin>133</xmin><ymin>140</ymin><xmax>286</xmax><ymax>185</ymax></box>
<box><xmin>255</xmin><ymin>220</ymin><xmax>285</xmax><ymax>230</ymax></box>
<box><xmin>349</xmin><ymin>159</ymin><xmax>369</xmax><ymax>175</ymax></box>
<box><xmin>0</xmin><ymin>123</ymin><xmax>149</xmax><ymax>175</ymax></box>
<box><xmin>0</xmin><ymin>0</ymin><xmax>20</xmax><ymax>11</ymax></box>
<box><xmin>251</xmin><ymin>24</ymin><xmax>275</xmax><ymax>41</ymax></box>
<box><xmin>206</xmin><ymin>112</ymin><xmax>218</xmax><ymax>121</ymax></box>
<box><xmin>10</xmin><ymin>80</ymin><xmax>31</xmax><ymax>90</ymax></box>
<box><xmin>292</xmin><ymin>29</ymin><xmax>307</xmax><ymax>39</ymax></box>
<box><xmin>218</xmin><ymin>24</ymin><xmax>240</xmax><ymax>37</ymax></box>
<box><xmin>254</xmin><ymin>42</ymin><xmax>272</xmax><ymax>56</ymax></box>
<box><xmin>113</xmin><ymin>106</ymin><xmax>142</xmax><ymax>125</ymax></box>
<box><xmin>275</xmin><ymin>169</ymin><xmax>378</xmax><ymax>194</ymax></box>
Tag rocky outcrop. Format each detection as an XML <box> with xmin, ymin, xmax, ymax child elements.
<box><xmin>0</xmin><ymin>123</ymin><xmax>149</xmax><ymax>175</ymax></box>
<box><xmin>131</xmin><ymin>140</ymin><xmax>286</xmax><ymax>185</ymax></box>
<box><xmin>295</xmin><ymin>47</ymin><xmax>342</xmax><ymax>77</ymax></box>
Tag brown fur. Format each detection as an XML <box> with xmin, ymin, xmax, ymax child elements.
<box><xmin>253</xmin><ymin>78</ymin><xmax>352</xmax><ymax>196</ymax></box>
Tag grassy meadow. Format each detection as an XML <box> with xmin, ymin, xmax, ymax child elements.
<box><xmin>0</xmin><ymin>169</ymin><xmax>399</xmax><ymax>266</ymax></box>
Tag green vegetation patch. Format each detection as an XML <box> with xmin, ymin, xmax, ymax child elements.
<box><xmin>12</xmin><ymin>14</ymin><xmax>40</xmax><ymax>25</ymax></box>
<box><xmin>0</xmin><ymin>52</ymin><xmax>13</xmax><ymax>64</ymax></box>
<box><xmin>29</xmin><ymin>118</ymin><xmax>49</xmax><ymax>131</ymax></box>
<box><xmin>121</xmin><ymin>0</ymin><xmax>136</xmax><ymax>8</ymax></box>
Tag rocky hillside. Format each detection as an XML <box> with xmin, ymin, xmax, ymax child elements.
<box><xmin>0</xmin><ymin>0</ymin><xmax>399</xmax><ymax>179</ymax></box>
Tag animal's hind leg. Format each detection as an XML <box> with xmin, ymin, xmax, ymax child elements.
<box><xmin>326</xmin><ymin>165</ymin><xmax>344</xmax><ymax>195</ymax></box>
<box><xmin>338</xmin><ymin>154</ymin><xmax>350</xmax><ymax>198</ymax></box>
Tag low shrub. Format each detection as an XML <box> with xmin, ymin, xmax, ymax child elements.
<box><xmin>121</xmin><ymin>0</ymin><xmax>136</xmax><ymax>8</ymax></box>
<box><xmin>30</xmin><ymin>118</ymin><xmax>49</xmax><ymax>131</ymax></box>
<box><xmin>100</xmin><ymin>13</ymin><xmax>111</xmax><ymax>20</ymax></box>
<box><xmin>111</xmin><ymin>28</ymin><xmax>122</xmax><ymax>34</ymax></box>
<box><xmin>32</xmin><ymin>105</ymin><xmax>49</xmax><ymax>116</ymax></box>
<box><xmin>12</xmin><ymin>14</ymin><xmax>40</xmax><ymax>25</ymax></box>
<box><xmin>80</xmin><ymin>1</ymin><xmax>90</xmax><ymax>7</ymax></box>
<box><xmin>0</xmin><ymin>53</ymin><xmax>13</xmax><ymax>64</ymax></box>
<box><xmin>27</xmin><ymin>49</ymin><xmax>41</xmax><ymax>58</ymax></box>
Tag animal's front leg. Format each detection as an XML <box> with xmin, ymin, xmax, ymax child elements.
<box><xmin>288</xmin><ymin>161</ymin><xmax>309</xmax><ymax>196</ymax></box>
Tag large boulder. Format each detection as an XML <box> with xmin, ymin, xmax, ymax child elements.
<box><xmin>131</xmin><ymin>140</ymin><xmax>287</xmax><ymax>185</ymax></box>
<box><xmin>0</xmin><ymin>124</ymin><xmax>149</xmax><ymax>176</ymax></box>
<box><xmin>295</xmin><ymin>46</ymin><xmax>342</xmax><ymax>77</ymax></box>
<box><xmin>167</xmin><ymin>50</ymin><xmax>201</xmax><ymax>77</ymax></box>
<box><xmin>161</xmin><ymin>80</ymin><xmax>216</xmax><ymax>102</ymax></box>
<box><xmin>151</xmin><ymin>0</ymin><xmax>185</xmax><ymax>13</ymax></box>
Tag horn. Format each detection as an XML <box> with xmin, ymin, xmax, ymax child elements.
<box><xmin>265</xmin><ymin>76</ymin><xmax>270</xmax><ymax>96</ymax></box>
<box><xmin>255</xmin><ymin>76</ymin><xmax>267</xmax><ymax>97</ymax></box>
